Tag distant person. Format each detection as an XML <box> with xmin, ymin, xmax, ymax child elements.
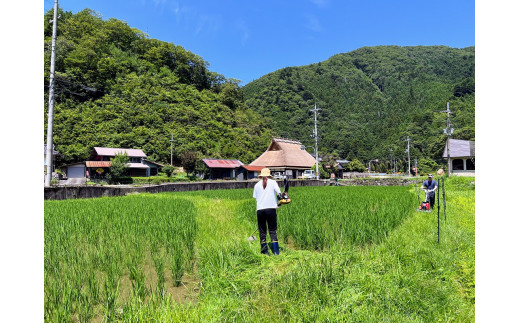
<box><xmin>330</xmin><ymin>173</ymin><xmax>339</xmax><ymax>186</ymax></box>
<box><xmin>422</xmin><ymin>174</ymin><xmax>438</xmax><ymax>209</ymax></box>
<box><xmin>253</xmin><ymin>168</ymin><xmax>281</xmax><ymax>255</ymax></box>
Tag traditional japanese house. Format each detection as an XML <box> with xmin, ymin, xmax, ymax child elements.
<box><xmin>249</xmin><ymin>138</ymin><xmax>316</xmax><ymax>179</ymax></box>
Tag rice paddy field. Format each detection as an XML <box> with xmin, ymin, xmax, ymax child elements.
<box><xmin>44</xmin><ymin>177</ymin><xmax>475</xmax><ymax>322</ymax></box>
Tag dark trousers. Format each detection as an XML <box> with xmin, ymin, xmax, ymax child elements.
<box><xmin>427</xmin><ymin>192</ymin><xmax>436</xmax><ymax>209</ymax></box>
<box><xmin>257</xmin><ymin>208</ymin><xmax>278</xmax><ymax>243</ymax></box>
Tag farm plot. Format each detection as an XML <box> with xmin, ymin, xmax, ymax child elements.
<box><xmin>44</xmin><ymin>194</ymin><xmax>197</xmax><ymax>322</ymax></box>
<box><xmin>45</xmin><ymin>181</ymin><xmax>474</xmax><ymax>322</ymax></box>
<box><xmin>238</xmin><ymin>185</ymin><xmax>417</xmax><ymax>250</ymax></box>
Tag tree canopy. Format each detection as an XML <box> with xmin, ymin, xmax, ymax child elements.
<box><xmin>44</xmin><ymin>8</ymin><xmax>272</xmax><ymax>166</ymax></box>
<box><xmin>242</xmin><ymin>46</ymin><xmax>475</xmax><ymax>169</ymax></box>
<box><xmin>44</xmin><ymin>9</ymin><xmax>474</xmax><ymax>172</ymax></box>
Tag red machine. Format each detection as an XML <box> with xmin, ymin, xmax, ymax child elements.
<box><xmin>417</xmin><ymin>189</ymin><xmax>433</xmax><ymax>212</ymax></box>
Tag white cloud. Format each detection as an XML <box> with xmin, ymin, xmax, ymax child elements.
<box><xmin>158</xmin><ymin>2</ymin><xmax>219</xmax><ymax>36</ymax></box>
<box><xmin>305</xmin><ymin>14</ymin><xmax>322</xmax><ymax>32</ymax></box>
<box><xmin>310</xmin><ymin>0</ymin><xmax>329</xmax><ymax>7</ymax></box>
<box><xmin>194</xmin><ymin>14</ymin><xmax>222</xmax><ymax>37</ymax></box>
<box><xmin>152</xmin><ymin>0</ymin><xmax>168</xmax><ymax>6</ymax></box>
<box><xmin>235</xmin><ymin>19</ymin><xmax>250</xmax><ymax>45</ymax></box>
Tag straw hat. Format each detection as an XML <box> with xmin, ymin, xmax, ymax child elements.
<box><xmin>259</xmin><ymin>168</ymin><xmax>272</xmax><ymax>178</ymax></box>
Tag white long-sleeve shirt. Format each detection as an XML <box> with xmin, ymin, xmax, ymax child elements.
<box><xmin>253</xmin><ymin>178</ymin><xmax>281</xmax><ymax>211</ymax></box>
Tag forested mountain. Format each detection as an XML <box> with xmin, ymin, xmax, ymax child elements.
<box><xmin>242</xmin><ymin>46</ymin><xmax>475</xmax><ymax>170</ymax></box>
<box><xmin>45</xmin><ymin>8</ymin><xmax>474</xmax><ymax>171</ymax></box>
<box><xmin>44</xmin><ymin>8</ymin><xmax>273</xmax><ymax>165</ymax></box>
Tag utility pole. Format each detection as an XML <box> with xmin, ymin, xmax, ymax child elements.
<box><xmin>45</xmin><ymin>0</ymin><xmax>59</xmax><ymax>187</ymax></box>
<box><xmin>406</xmin><ymin>136</ymin><xmax>411</xmax><ymax>177</ymax></box>
<box><xmin>310</xmin><ymin>103</ymin><xmax>321</xmax><ymax>180</ymax></box>
<box><xmin>170</xmin><ymin>134</ymin><xmax>174</xmax><ymax>165</ymax></box>
<box><xmin>440</xmin><ymin>102</ymin><xmax>454</xmax><ymax>177</ymax></box>
<box><xmin>390</xmin><ymin>148</ymin><xmax>394</xmax><ymax>175</ymax></box>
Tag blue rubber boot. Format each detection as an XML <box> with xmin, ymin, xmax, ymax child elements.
<box><xmin>272</xmin><ymin>241</ymin><xmax>280</xmax><ymax>255</ymax></box>
<box><xmin>260</xmin><ymin>242</ymin><xmax>269</xmax><ymax>255</ymax></box>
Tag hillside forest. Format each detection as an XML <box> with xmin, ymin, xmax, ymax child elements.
<box><xmin>44</xmin><ymin>8</ymin><xmax>475</xmax><ymax>173</ymax></box>
<box><xmin>44</xmin><ymin>8</ymin><xmax>273</xmax><ymax>166</ymax></box>
<box><xmin>242</xmin><ymin>46</ymin><xmax>474</xmax><ymax>172</ymax></box>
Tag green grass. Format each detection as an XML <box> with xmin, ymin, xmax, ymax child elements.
<box><xmin>44</xmin><ymin>177</ymin><xmax>474</xmax><ymax>322</ymax></box>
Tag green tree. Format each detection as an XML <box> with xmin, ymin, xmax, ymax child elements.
<box><xmin>312</xmin><ymin>164</ymin><xmax>328</xmax><ymax>179</ymax></box>
<box><xmin>417</xmin><ymin>157</ymin><xmax>439</xmax><ymax>176</ymax></box>
<box><xmin>243</xmin><ymin>45</ymin><xmax>475</xmax><ymax>167</ymax></box>
<box><xmin>195</xmin><ymin>160</ymin><xmax>210</xmax><ymax>179</ymax></box>
<box><xmin>347</xmin><ymin>159</ymin><xmax>366</xmax><ymax>172</ymax></box>
<box><xmin>107</xmin><ymin>152</ymin><xmax>129</xmax><ymax>183</ymax></box>
<box><xmin>322</xmin><ymin>153</ymin><xmax>339</xmax><ymax>177</ymax></box>
<box><xmin>181</xmin><ymin>151</ymin><xmax>199</xmax><ymax>176</ymax></box>
<box><xmin>43</xmin><ymin>8</ymin><xmax>273</xmax><ymax>168</ymax></box>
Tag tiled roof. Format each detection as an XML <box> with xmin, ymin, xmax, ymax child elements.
<box><xmin>94</xmin><ymin>147</ymin><xmax>147</xmax><ymax>158</ymax></box>
<box><xmin>249</xmin><ymin>138</ymin><xmax>316</xmax><ymax>168</ymax></box>
<box><xmin>202</xmin><ymin>159</ymin><xmax>244</xmax><ymax>169</ymax></box>
<box><xmin>443</xmin><ymin>139</ymin><xmax>475</xmax><ymax>158</ymax></box>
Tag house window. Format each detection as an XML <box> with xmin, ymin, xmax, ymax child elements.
<box><xmin>466</xmin><ymin>159</ymin><xmax>475</xmax><ymax>170</ymax></box>
<box><xmin>452</xmin><ymin>159</ymin><xmax>464</xmax><ymax>170</ymax></box>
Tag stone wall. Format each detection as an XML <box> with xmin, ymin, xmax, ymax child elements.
<box><xmin>338</xmin><ymin>178</ymin><xmax>422</xmax><ymax>186</ymax></box>
<box><xmin>44</xmin><ymin>179</ymin><xmax>328</xmax><ymax>200</ymax></box>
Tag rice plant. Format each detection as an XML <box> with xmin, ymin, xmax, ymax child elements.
<box><xmin>236</xmin><ymin>185</ymin><xmax>417</xmax><ymax>250</ymax></box>
<box><xmin>45</xmin><ymin>180</ymin><xmax>474</xmax><ymax>322</ymax></box>
<box><xmin>44</xmin><ymin>194</ymin><xmax>197</xmax><ymax>321</ymax></box>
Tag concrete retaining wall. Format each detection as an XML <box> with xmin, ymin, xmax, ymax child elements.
<box><xmin>44</xmin><ymin>179</ymin><xmax>328</xmax><ymax>200</ymax></box>
<box><xmin>44</xmin><ymin>178</ymin><xmax>423</xmax><ymax>200</ymax></box>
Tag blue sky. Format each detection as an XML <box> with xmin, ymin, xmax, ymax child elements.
<box><xmin>43</xmin><ymin>0</ymin><xmax>475</xmax><ymax>85</ymax></box>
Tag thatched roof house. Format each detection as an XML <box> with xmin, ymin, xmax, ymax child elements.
<box><xmin>249</xmin><ymin>138</ymin><xmax>316</xmax><ymax>179</ymax></box>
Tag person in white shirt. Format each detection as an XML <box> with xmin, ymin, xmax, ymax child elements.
<box><xmin>253</xmin><ymin>168</ymin><xmax>281</xmax><ymax>255</ymax></box>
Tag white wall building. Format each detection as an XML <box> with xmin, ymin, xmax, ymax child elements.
<box><xmin>443</xmin><ymin>139</ymin><xmax>475</xmax><ymax>176</ymax></box>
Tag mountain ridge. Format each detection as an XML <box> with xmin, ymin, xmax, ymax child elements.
<box><xmin>242</xmin><ymin>45</ymin><xmax>475</xmax><ymax>171</ymax></box>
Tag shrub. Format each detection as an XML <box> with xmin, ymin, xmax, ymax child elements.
<box><xmin>132</xmin><ymin>176</ymin><xmax>167</xmax><ymax>184</ymax></box>
<box><xmin>348</xmin><ymin>159</ymin><xmax>366</xmax><ymax>172</ymax></box>
<box><xmin>162</xmin><ymin>165</ymin><xmax>175</xmax><ymax>177</ymax></box>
